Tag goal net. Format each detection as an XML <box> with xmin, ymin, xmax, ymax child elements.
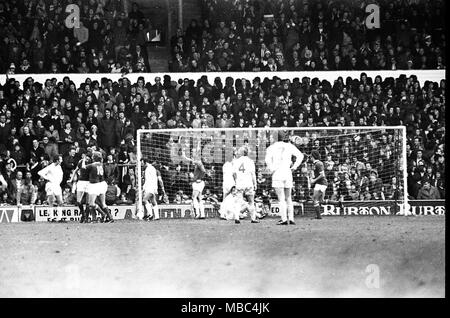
<box><xmin>136</xmin><ymin>126</ymin><xmax>408</xmax><ymax>217</ymax></box>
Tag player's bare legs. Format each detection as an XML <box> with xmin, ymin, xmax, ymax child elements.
<box><xmin>198</xmin><ymin>192</ymin><xmax>205</xmax><ymax>219</ymax></box>
<box><xmin>234</xmin><ymin>192</ymin><xmax>250</xmax><ymax>224</ymax></box>
<box><xmin>142</xmin><ymin>191</ymin><xmax>153</xmax><ymax>220</ymax></box>
<box><xmin>274</xmin><ymin>187</ymin><xmax>288</xmax><ymax>225</ymax></box>
<box><xmin>47</xmin><ymin>194</ymin><xmax>56</xmax><ymax>221</ymax></box>
<box><xmin>51</xmin><ymin>194</ymin><xmax>64</xmax><ymax>222</ymax></box>
<box><xmin>285</xmin><ymin>188</ymin><xmax>295</xmax><ymax>224</ymax></box>
<box><xmin>192</xmin><ymin>190</ymin><xmax>204</xmax><ymax>219</ymax></box>
<box><xmin>192</xmin><ymin>190</ymin><xmax>198</xmax><ymax>218</ymax></box>
<box><xmin>246</xmin><ymin>193</ymin><xmax>259</xmax><ymax>223</ymax></box>
<box><xmin>150</xmin><ymin>193</ymin><xmax>159</xmax><ymax>220</ymax></box>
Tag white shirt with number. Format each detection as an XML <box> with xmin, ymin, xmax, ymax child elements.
<box><xmin>265</xmin><ymin>141</ymin><xmax>304</xmax><ymax>180</ymax></box>
<box><xmin>233</xmin><ymin>156</ymin><xmax>255</xmax><ymax>189</ymax></box>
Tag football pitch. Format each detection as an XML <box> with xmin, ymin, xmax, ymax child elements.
<box><xmin>0</xmin><ymin>216</ymin><xmax>444</xmax><ymax>298</ymax></box>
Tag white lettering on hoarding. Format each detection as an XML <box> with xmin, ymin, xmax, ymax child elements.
<box><xmin>347</xmin><ymin>206</ymin><xmax>359</xmax><ymax>216</ymax></box>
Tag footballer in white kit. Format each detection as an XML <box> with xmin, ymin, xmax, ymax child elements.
<box><xmin>219</xmin><ymin>186</ymin><xmax>250</xmax><ymax>221</ymax></box>
<box><xmin>265</xmin><ymin>131</ymin><xmax>304</xmax><ymax>225</ymax></box>
<box><xmin>232</xmin><ymin>146</ymin><xmax>259</xmax><ymax>223</ymax></box>
<box><xmin>38</xmin><ymin>155</ymin><xmax>64</xmax><ymax>207</ymax></box>
<box><xmin>141</xmin><ymin>158</ymin><xmax>165</xmax><ymax>221</ymax></box>
<box><xmin>222</xmin><ymin>158</ymin><xmax>235</xmax><ymax>199</ymax></box>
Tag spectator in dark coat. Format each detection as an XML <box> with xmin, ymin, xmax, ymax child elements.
<box><xmin>30</xmin><ymin>139</ymin><xmax>45</xmax><ymax>161</ymax></box>
<box><xmin>63</xmin><ymin>147</ymin><xmax>77</xmax><ymax>184</ymax></box>
<box><xmin>115</xmin><ymin>111</ymin><xmax>127</xmax><ymax>144</ymax></box>
<box><xmin>19</xmin><ymin>126</ymin><xmax>34</xmax><ymax>162</ymax></box>
<box><xmin>417</xmin><ymin>179</ymin><xmax>441</xmax><ymax>199</ymax></box>
<box><xmin>79</xmin><ymin>130</ymin><xmax>97</xmax><ymax>151</ymax></box>
<box><xmin>98</xmin><ymin>109</ymin><xmax>117</xmax><ymax>150</ymax></box>
<box><xmin>59</xmin><ymin>122</ymin><xmax>75</xmax><ymax>156</ymax></box>
<box><xmin>0</xmin><ymin>113</ymin><xmax>11</xmax><ymax>148</ymax></box>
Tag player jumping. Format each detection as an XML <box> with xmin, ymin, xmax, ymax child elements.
<box><xmin>265</xmin><ymin>131</ymin><xmax>304</xmax><ymax>225</ymax></box>
<box><xmin>309</xmin><ymin>150</ymin><xmax>343</xmax><ymax>219</ymax></box>
<box><xmin>233</xmin><ymin>146</ymin><xmax>259</xmax><ymax>223</ymax></box>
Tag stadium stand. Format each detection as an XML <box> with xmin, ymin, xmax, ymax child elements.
<box><xmin>0</xmin><ymin>72</ymin><xmax>445</xmax><ymax>204</ymax></box>
<box><xmin>0</xmin><ymin>0</ymin><xmax>152</xmax><ymax>74</ymax></box>
<box><xmin>169</xmin><ymin>0</ymin><xmax>445</xmax><ymax>72</ymax></box>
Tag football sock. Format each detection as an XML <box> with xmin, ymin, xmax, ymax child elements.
<box><xmin>315</xmin><ymin>205</ymin><xmax>321</xmax><ymax>218</ymax></box>
<box><xmin>153</xmin><ymin>203</ymin><xmax>159</xmax><ymax>219</ymax></box>
<box><xmin>145</xmin><ymin>201</ymin><xmax>152</xmax><ymax>217</ymax></box>
<box><xmin>279</xmin><ymin>201</ymin><xmax>287</xmax><ymax>222</ymax></box>
<box><xmin>199</xmin><ymin>201</ymin><xmax>205</xmax><ymax>218</ymax></box>
<box><xmin>249</xmin><ymin>204</ymin><xmax>257</xmax><ymax>221</ymax></box>
<box><xmin>78</xmin><ymin>204</ymin><xmax>85</xmax><ymax>220</ymax></box>
<box><xmin>193</xmin><ymin>200</ymin><xmax>199</xmax><ymax>217</ymax></box>
<box><xmin>287</xmin><ymin>201</ymin><xmax>294</xmax><ymax>221</ymax></box>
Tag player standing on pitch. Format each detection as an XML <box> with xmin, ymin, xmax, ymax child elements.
<box><xmin>265</xmin><ymin>131</ymin><xmax>304</xmax><ymax>225</ymax></box>
<box><xmin>233</xmin><ymin>146</ymin><xmax>259</xmax><ymax>223</ymax></box>
<box><xmin>38</xmin><ymin>155</ymin><xmax>64</xmax><ymax>213</ymax></box>
<box><xmin>182</xmin><ymin>142</ymin><xmax>206</xmax><ymax>219</ymax></box>
<box><xmin>70</xmin><ymin>151</ymin><xmax>91</xmax><ymax>223</ymax></box>
<box><xmin>82</xmin><ymin>151</ymin><xmax>114</xmax><ymax>223</ymax></box>
<box><xmin>309</xmin><ymin>150</ymin><xmax>344</xmax><ymax>219</ymax></box>
<box><xmin>141</xmin><ymin>158</ymin><xmax>166</xmax><ymax>221</ymax></box>
<box><xmin>222</xmin><ymin>151</ymin><xmax>236</xmax><ymax>200</ymax></box>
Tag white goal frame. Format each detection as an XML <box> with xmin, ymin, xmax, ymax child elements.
<box><xmin>136</xmin><ymin>126</ymin><xmax>408</xmax><ymax>217</ymax></box>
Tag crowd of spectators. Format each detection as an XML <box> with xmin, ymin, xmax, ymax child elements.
<box><xmin>0</xmin><ymin>0</ymin><xmax>153</xmax><ymax>75</ymax></box>
<box><xmin>170</xmin><ymin>0</ymin><xmax>445</xmax><ymax>72</ymax></box>
<box><xmin>0</xmin><ymin>71</ymin><xmax>445</xmax><ymax>206</ymax></box>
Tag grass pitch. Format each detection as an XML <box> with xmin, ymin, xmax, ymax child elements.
<box><xmin>0</xmin><ymin>216</ymin><xmax>444</xmax><ymax>298</ymax></box>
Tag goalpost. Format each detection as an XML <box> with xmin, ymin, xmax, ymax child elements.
<box><xmin>136</xmin><ymin>126</ymin><xmax>408</xmax><ymax>218</ymax></box>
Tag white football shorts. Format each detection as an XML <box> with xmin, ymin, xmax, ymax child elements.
<box><xmin>192</xmin><ymin>180</ymin><xmax>205</xmax><ymax>193</ymax></box>
<box><xmin>45</xmin><ymin>182</ymin><xmax>62</xmax><ymax>197</ymax></box>
<box><xmin>87</xmin><ymin>181</ymin><xmax>107</xmax><ymax>196</ymax></box>
<box><xmin>271</xmin><ymin>169</ymin><xmax>293</xmax><ymax>188</ymax></box>
<box><xmin>76</xmin><ymin>180</ymin><xmax>90</xmax><ymax>193</ymax></box>
<box><xmin>314</xmin><ymin>184</ymin><xmax>328</xmax><ymax>193</ymax></box>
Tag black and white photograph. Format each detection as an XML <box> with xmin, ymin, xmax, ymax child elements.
<box><xmin>0</xmin><ymin>0</ymin><xmax>445</xmax><ymax>303</ymax></box>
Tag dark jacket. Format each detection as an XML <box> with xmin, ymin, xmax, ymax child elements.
<box><xmin>98</xmin><ymin>116</ymin><xmax>117</xmax><ymax>149</ymax></box>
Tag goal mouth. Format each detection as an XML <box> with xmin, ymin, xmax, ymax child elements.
<box><xmin>136</xmin><ymin>126</ymin><xmax>407</xmax><ymax>217</ymax></box>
